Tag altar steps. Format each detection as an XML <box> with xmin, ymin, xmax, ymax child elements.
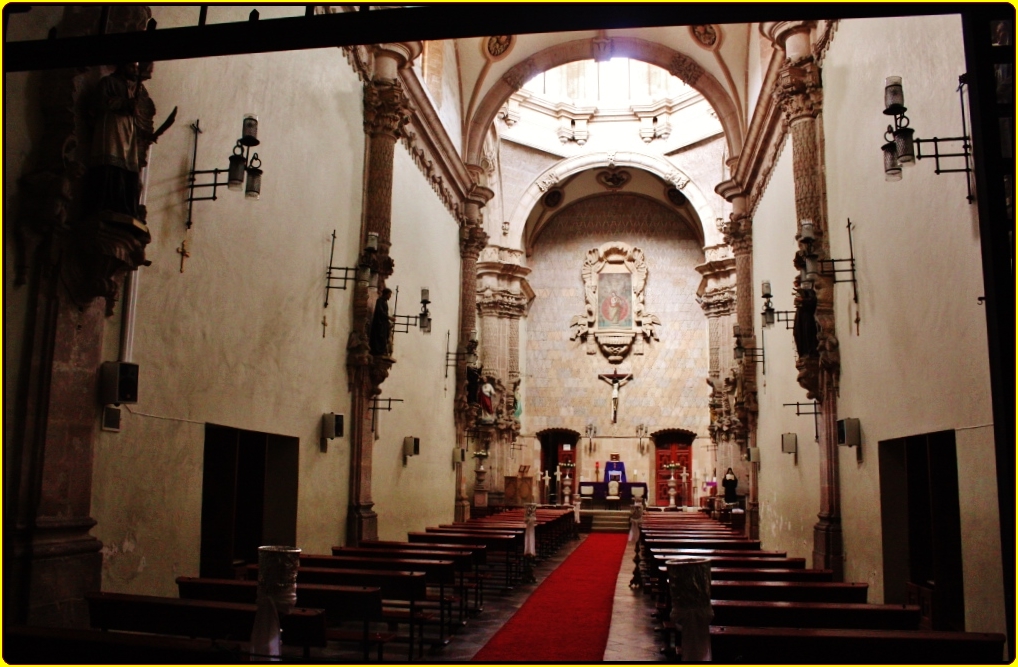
<box><xmin>587</xmin><ymin>510</ymin><xmax>631</xmax><ymax>533</ymax></box>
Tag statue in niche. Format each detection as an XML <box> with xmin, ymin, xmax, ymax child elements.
<box><xmin>369</xmin><ymin>288</ymin><xmax>393</xmax><ymax>357</ymax></box>
<box><xmin>478</xmin><ymin>376</ymin><xmax>496</xmax><ymax>423</ymax></box>
<box><xmin>793</xmin><ymin>287</ymin><xmax>819</xmax><ymax>359</ymax></box>
<box><xmin>84</xmin><ymin>61</ymin><xmax>176</xmax><ymax>222</ymax></box>
<box><xmin>465</xmin><ymin>339</ymin><xmax>482</xmax><ymax>405</ymax></box>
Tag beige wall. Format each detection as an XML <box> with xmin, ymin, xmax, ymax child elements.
<box><xmin>823</xmin><ymin>14</ymin><xmax>1000</xmax><ymax>630</ymax></box>
<box><xmin>522</xmin><ymin>193</ymin><xmax>709</xmax><ymax>503</ymax></box>
<box><xmin>751</xmin><ymin>139</ymin><xmax>820</xmax><ymax>562</ymax></box>
<box><xmin>372</xmin><ymin>147</ymin><xmax>461</xmax><ymax>540</ymax></box>
<box><xmin>751</xmin><ymin>13</ymin><xmax>1003</xmax><ymax>634</ymax></box>
<box><xmin>91</xmin><ymin>43</ymin><xmax>367</xmax><ymax>595</ymax></box>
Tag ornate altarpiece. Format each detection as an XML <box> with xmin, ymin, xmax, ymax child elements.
<box><xmin>570</xmin><ymin>242</ymin><xmax>660</xmax><ymax>363</ymax></box>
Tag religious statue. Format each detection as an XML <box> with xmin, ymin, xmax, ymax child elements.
<box><xmin>478</xmin><ymin>377</ymin><xmax>496</xmax><ymax>423</ymax></box>
<box><xmin>369</xmin><ymin>288</ymin><xmax>393</xmax><ymax>356</ymax></box>
<box><xmin>511</xmin><ymin>378</ymin><xmax>522</xmax><ymax>419</ymax></box>
<box><xmin>85</xmin><ymin>62</ymin><xmax>176</xmax><ymax>221</ymax></box>
<box><xmin>465</xmin><ymin>338</ymin><xmax>482</xmax><ymax>405</ymax></box>
<box><xmin>793</xmin><ymin>285</ymin><xmax>819</xmax><ymax>359</ymax></box>
<box><xmin>598</xmin><ymin>371</ymin><xmax>632</xmax><ymax>423</ymax></box>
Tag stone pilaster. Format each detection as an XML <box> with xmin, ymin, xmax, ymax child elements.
<box><xmin>474</xmin><ymin>246</ymin><xmax>530</xmax><ymax>505</ymax></box>
<box><xmin>770</xmin><ymin>21</ymin><xmax>843</xmax><ymax>580</ymax></box>
<box><xmin>719</xmin><ymin>204</ymin><xmax>761</xmax><ymax>540</ymax></box>
<box><xmin>453</xmin><ymin>187</ymin><xmax>491</xmax><ymax>521</ymax></box>
<box><xmin>346</xmin><ymin>42</ymin><xmax>421</xmax><ymax>545</ymax></box>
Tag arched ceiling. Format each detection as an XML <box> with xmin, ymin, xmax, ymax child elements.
<box><xmin>456</xmin><ymin>25</ymin><xmax>756</xmax><ymax>167</ymax></box>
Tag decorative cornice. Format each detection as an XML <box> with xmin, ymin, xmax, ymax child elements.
<box><xmin>398</xmin><ymin>66</ymin><xmax>478</xmax><ymax>223</ymax></box>
<box><xmin>477</xmin><ymin>288</ymin><xmax>528</xmax><ymax>318</ymax></box>
<box><xmin>699</xmin><ymin>285</ymin><xmax>736</xmax><ymax>317</ymax></box>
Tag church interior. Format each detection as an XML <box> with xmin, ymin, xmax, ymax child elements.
<box><xmin>3</xmin><ymin>4</ymin><xmax>1014</xmax><ymax>663</ymax></box>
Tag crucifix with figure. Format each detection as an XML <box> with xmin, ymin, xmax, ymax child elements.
<box><xmin>598</xmin><ymin>370</ymin><xmax>633</xmax><ymax>423</ymax></box>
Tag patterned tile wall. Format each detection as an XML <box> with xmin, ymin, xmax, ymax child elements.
<box><xmin>524</xmin><ymin>194</ymin><xmax>710</xmax><ymax>440</ymax></box>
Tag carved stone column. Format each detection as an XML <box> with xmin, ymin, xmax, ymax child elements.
<box><xmin>721</xmin><ymin>203</ymin><xmax>760</xmax><ymax>540</ymax></box>
<box><xmin>346</xmin><ymin>42</ymin><xmax>421</xmax><ymax>546</ymax></box>
<box><xmin>453</xmin><ymin>187</ymin><xmax>491</xmax><ymax>522</ymax></box>
<box><xmin>768</xmin><ymin>20</ymin><xmax>843</xmax><ymax>579</ymax></box>
<box><xmin>7</xmin><ymin>5</ymin><xmax>156</xmax><ymax>626</ymax></box>
<box><xmin>475</xmin><ymin>247</ymin><xmax>530</xmax><ymax>506</ymax></box>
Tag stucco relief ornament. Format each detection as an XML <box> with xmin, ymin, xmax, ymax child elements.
<box><xmin>691</xmin><ymin>24</ymin><xmax>719</xmax><ymax>48</ymax></box>
<box><xmin>569</xmin><ymin>242</ymin><xmax>661</xmax><ymax>364</ymax></box>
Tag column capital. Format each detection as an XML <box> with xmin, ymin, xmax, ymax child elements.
<box><xmin>775</xmin><ymin>60</ymin><xmax>823</xmax><ymax>124</ymax></box>
<box><xmin>720</xmin><ymin>212</ymin><xmax>752</xmax><ymax>251</ymax></box>
<box><xmin>363</xmin><ymin>78</ymin><xmax>412</xmax><ymax>138</ymax></box>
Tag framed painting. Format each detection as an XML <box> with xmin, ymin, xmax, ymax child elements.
<box><xmin>597</xmin><ymin>272</ymin><xmax>633</xmax><ymax>329</ymax></box>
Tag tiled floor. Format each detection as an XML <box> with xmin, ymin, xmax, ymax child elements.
<box><xmin>316</xmin><ymin>533</ymin><xmax>666</xmax><ymax>663</ymax></box>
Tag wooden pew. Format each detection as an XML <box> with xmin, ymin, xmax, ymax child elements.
<box><xmin>4</xmin><ymin>624</ymin><xmax>249</xmax><ymax>664</ymax></box>
<box><xmin>295</xmin><ymin>554</ymin><xmax>458</xmax><ymax>644</ymax></box>
<box><xmin>709</xmin><ymin>580</ymin><xmax>869</xmax><ymax>603</ymax></box>
<box><xmin>245</xmin><ymin>565</ymin><xmax>429</xmax><ymax>661</ymax></box>
<box><xmin>356</xmin><ymin>540</ymin><xmax>487</xmax><ymax>613</ymax></box>
<box><xmin>175</xmin><ymin>577</ymin><xmax>394</xmax><ymax>661</ymax></box>
<box><xmin>85</xmin><ymin>591</ymin><xmax>326</xmax><ymax>658</ymax></box>
<box><xmin>710</xmin><ymin>600</ymin><xmax>921</xmax><ymax>630</ymax></box>
<box><xmin>709</xmin><ymin>626</ymin><xmax>1006</xmax><ymax>663</ymax></box>
<box><xmin>329</xmin><ymin>547</ymin><xmax>474</xmax><ymax>625</ymax></box>
<box><xmin>707</xmin><ymin>568</ymin><xmax>833</xmax><ymax>582</ymax></box>
<box><xmin>408</xmin><ymin>532</ymin><xmax>518</xmax><ymax>591</ymax></box>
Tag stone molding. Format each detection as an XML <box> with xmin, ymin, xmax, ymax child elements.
<box><xmin>363</xmin><ymin>77</ymin><xmax>412</xmax><ymax>139</ymax></box>
<box><xmin>477</xmin><ymin>288</ymin><xmax>529</xmax><ymax>319</ymax></box>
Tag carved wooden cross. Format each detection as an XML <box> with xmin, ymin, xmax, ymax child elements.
<box><xmin>598</xmin><ymin>370</ymin><xmax>633</xmax><ymax>423</ymax></box>
<box><xmin>176</xmin><ymin>239</ymin><xmax>190</xmax><ymax>273</ymax></box>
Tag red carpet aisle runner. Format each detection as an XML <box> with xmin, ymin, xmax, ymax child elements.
<box><xmin>471</xmin><ymin>533</ymin><xmax>629</xmax><ymax>663</ymax></box>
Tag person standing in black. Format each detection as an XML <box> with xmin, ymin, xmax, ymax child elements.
<box><xmin>722</xmin><ymin>468</ymin><xmax>739</xmax><ymax>503</ymax></box>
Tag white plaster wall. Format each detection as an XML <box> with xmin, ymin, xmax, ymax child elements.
<box><xmin>751</xmin><ymin>139</ymin><xmax>819</xmax><ymax>563</ymax></box>
<box><xmin>373</xmin><ymin>147</ymin><xmax>461</xmax><ymax>540</ymax></box>
<box><xmin>822</xmin><ymin>14</ymin><xmax>1000</xmax><ymax>629</ymax></box>
<box><xmin>90</xmin><ymin>41</ymin><xmax>366</xmax><ymax>595</ymax></box>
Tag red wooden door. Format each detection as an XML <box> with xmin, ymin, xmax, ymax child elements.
<box><xmin>654</xmin><ymin>443</ymin><xmax>692</xmax><ymax>506</ymax></box>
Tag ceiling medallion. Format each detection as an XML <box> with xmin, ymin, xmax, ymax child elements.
<box><xmin>486</xmin><ymin>35</ymin><xmax>513</xmax><ymax>60</ymax></box>
<box><xmin>569</xmin><ymin>242</ymin><xmax>661</xmax><ymax>364</ymax></box>
<box><xmin>596</xmin><ymin>169</ymin><xmax>631</xmax><ymax>190</ymax></box>
<box><xmin>691</xmin><ymin>24</ymin><xmax>719</xmax><ymax>49</ymax></box>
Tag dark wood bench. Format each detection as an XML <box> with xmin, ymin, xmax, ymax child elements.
<box><xmin>355</xmin><ymin>540</ymin><xmax>487</xmax><ymax>613</ymax></box>
<box><xmin>295</xmin><ymin>554</ymin><xmax>458</xmax><ymax>644</ymax></box>
<box><xmin>709</xmin><ymin>625</ymin><xmax>1006</xmax><ymax>663</ymax></box>
<box><xmin>3</xmin><ymin>624</ymin><xmax>249</xmax><ymax>664</ymax></box>
<box><xmin>709</xmin><ymin>567</ymin><xmax>833</xmax><ymax>582</ymax></box>
<box><xmin>175</xmin><ymin>577</ymin><xmax>394</xmax><ymax>661</ymax></box>
<box><xmin>85</xmin><ymin>591</ymin><xmax>326</xmax><ymax>658</ymax></box>
<box><xmin>710</xmin><ymin>599</ymin><xmax>921</xmax><ymax>630</ymax></box>
<box><xmin>408</xmin><ymin>531</ymin><xmax>518</xmax><ymax>591</ymax></box>
<box><xmin>329</xmin><ymin>547</ymin><xmax>474</xmax><ymax>624</ymax></box>
<box><xmin>709</xmin><ymin>580</ymin><xmax>869</xmax><ymax>603</ymax></box>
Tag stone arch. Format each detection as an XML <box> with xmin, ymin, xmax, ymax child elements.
<box><xmin>466</xmin><ymin>36</ymin><xmax>743</xmax><ymax>170</ymax></box>
<box><xmin>512</xmin><ymin>152</ymin><xmax>718</xmax><ymax>255</ymax></box>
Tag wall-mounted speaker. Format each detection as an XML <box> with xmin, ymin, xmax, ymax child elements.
<box><xmin>322</xmin><ymin>413</ymin><xmax>344</xmax><ymax>439</ymax></box>
<box><xmin>748</xmin><ymin>447</ymin><xmax>760</xmax><ymax>463</ymax></box>
<box><xmin>781</xmin><ymin>432</ymin><xmax>798</xmax><ymax>454</ymax></box>
<box><xmin>837</xmin><ymin>418</ymin><xmax>861</xmax><ymax>447</ymax></box>
<box><xmin>101</xmin><ymin>405</ymin><xmax>122</xmax><ymax>432</ymax></box>
<box><xmin>100</xmin><ymin>361</ymin><xmax>139</xmax><ymax>405</ymax></box>
<box><xmin>403</xmin><ymin>436</ymin><xmax>420</xmax><ymax>457</ymax></box>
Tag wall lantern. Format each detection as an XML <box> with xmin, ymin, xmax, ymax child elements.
<box><xmin>880</xmin><ymin>75</ymin><xmax>973</xmax><ymax>202</ymax></box>
<box><xmin>635</xmin><ymin>423</ymin><xmax>650</xmax><ymax>455</ymax></box>
<box><xmin>761</xmin><ymin>280</ymin><xmax>796</xmax><ymax>329</ymax></box>
<box><xmin>392</xmin><ymin>286</ymin><xmax>432</xmax><ymax>334</ymax></box>
<box><xmin>585</xmin><ymin>423</ymin><xmax>597</xmax><ymax>454</ymax></box>
<box><xmin>186</xmin><ymin>115</ymin><xmax>264</xmax><ymax>228</ymax></box>
<box><xmin>324</xmin><ymin>229</ymin><xmax>379</xmax><ymax>307</ymax></box>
